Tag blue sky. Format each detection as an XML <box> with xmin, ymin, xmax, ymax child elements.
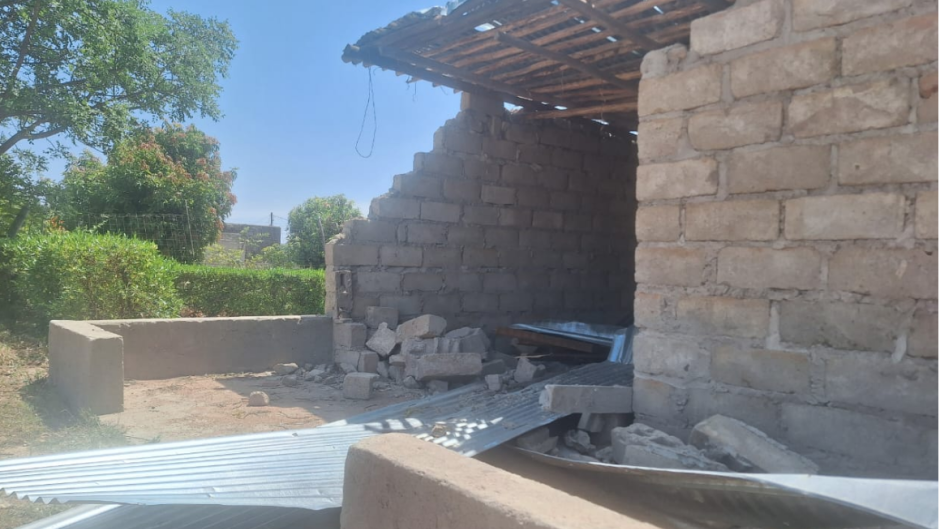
<box><xmin>48</xmin><ymin>0</ymin><xmax>461</xmax><ymax>231</ymax></box>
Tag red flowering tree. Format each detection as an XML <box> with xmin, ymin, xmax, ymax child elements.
<box><xmin>56</xmin><ymin>124</ymin><xmax>236</xmax><ymax>263</ymax></box>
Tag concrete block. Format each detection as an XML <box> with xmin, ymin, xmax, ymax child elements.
<box><xmin>273</xmin><ymin>363</ymin><xmax>298</xmax><ymax>375</ymax></box>
<box><xmin>640</xmin><ymin>43</ymin><xmax>688</xmax><ymax>79</ymax></box>
<box><xmin>918</xmin><ymin>72</ymin><xmax>938</xmax><ymax>123</ymax></box>
<box><xmin>424</xmin><ymin>248</ymin><xmax>462</xmax><ymax>268</ymax></box>
<box><xmin>411</xmin><ymin>353</ymin><xmax>483</xmax><ymax>381</ymax></box>
<box><xmin>842</xmin><ymin>15</ymin><xmax>937</xmax><ymax>76</ymax></box>
<box><xmin>551</xmin><ymin>149</ymin><xmax>582</xmax><ymax>170</ymax></box>
<box><xmin>637</xmin><ymin>117</ymin><xmax>684</xmax><ymax>161</ymax></box>
<box><xmin>916</xmin><ymin>191</ymin><xmax>938</xmax><ymax>239</ymax></box>
<box><xmin>539</xmin><ymin>168</ymin><xmax>569</xmax><ymax>190</ymax></box>
<box><xmin>515</xmin><ymin>427</ymin><xmax>556</xmax><ymax>453</ymax></box>
<box><xmin>463</xmin><ymin>205</ymin><xmax>500</xmax><ymax>226</ymax></box>
<box><xmin>48</xmin><ymin>321</ymin><xmax>124</xmax><ymax>414</ymax></box>
<box><xmin>727</xmin><ymin>144</ymin><xmax>830</xmax><ymax>194</ymax></box>
<box><xmin>442</xmin><ymin>127</ymin><xmax>483</xmax><ymax>154</ymax></box>
<box><xmin>388</xmin><ymin>354</ymin><xmax>406</xmax><ymax>367</ymax></box>
<box><xmin>730</xmin><ymin>38</ymin><xmax>837</xmax><ymax>98</ymax></box>
<box><xmin>335</xmin><ymin>348</ymin><xmax>363</xmax><ymax>367</ymax></box>
<box><xmin>463</xmin><ymin>247</ymin><xmax>499</xmax><ymax>268</ymax></box>
<box><xmin>635</xmin><ymin>248</ymin><xmax>707</xmax><ymax>287</ymax></box>
<box><xmin>357</xmin><ymin>350</ymin><xmax>379</xmax><ymax>374</ymax></box>
<box><xmin>514</xmin><ymin>357</ymin><xmax>540</xmax><ymax>383</ymax></box>
<box><xmin>711</xmin><ymin>347</ymin><xmax>810</xmax><ymax>394</ymax></box>
<box><xmin>909</xmin><ymin>310</ymin><xmax>938</xmax><ymax>358</ymax></box>
<box><xmin>685</xmin><ymin>200</ymin><xmax>778</xmax><ymax>241</ymax></box>
<box><xmin>638</xmin><ymin>64</ymin><xmax>722</xmax><ymax>116</ymax></box>
<box><xmin>326</xmin><ymin>244</ymin><xmax>379</xmax><ymax>266</ymax></box>
<box><xmin>463</xmin><ymin>157</ymin><xmax>500</xmax><ymax>181</ymax></box>
<box><xmin>717</xmin><ymin>247</ymin><xmax>822</xmax><ymax>290</ymax></box>
<box><xmin>484</xmin><ymin>227</ymin><xmax>519</xmax><ymax>247</ymax></box>
<box><xmin>482</xmin><ymin>185</ymin><xmax>515</xmax><ymax>205</ymax></box>
<box><xmin>517</xmin><ymin>187</ymin><xmax>550</xmax><ymax>208</ymax></box>
<box><xmin>636</xmin><ymin>158</ymin><xmax>718</xmax><ymax>200</ymax></box>
<box><xmin>445</xmin><ymin>327</ymin><xmax>491</xmax><ymax>353</ymax></box>
<box><xmin>343</xmin><ymin>372</ymin><xmax>378</xmax><ymax>400</ymax></box>
<box><xmin>415</xmin><ymin>152</ymin><xmax>463</xmax><ymax>177</ymax></box>
<box><xmin>401</xmin><ymin>337</ymin><xmax>459</xmax><ymax>357</ymax></box>
<box><xmin>380</xmin><ymin>245</ymin><xmax>423</xmax><ymax>267</ymax></box>
<box><xmin>532</xmin><ymin>211</ymin><xmax>564</xmax><ymax>230</ymax></box>
<box><xmin>485</xmin><ymin>374</ymin><xmax>502</xmax><ymax>391</ymax></box>
<box><xmin>483</xmin><ymin>273</ymin><xmax>516</xmax><ymax>292</ymax></box>
<box><xmin>633</xmin><ymin>292</ymin><xmax>667</xmax><ymax>331</ymax></box>
<box><xmin>402</xmin><ymin>272</ymin><xmax>444</xmax><ymax>292</ymax></box>
<box><xmin>335</xmin><ymin>322</ymin><xmax>367</xmax><ymax>349</ymax></box>
<box><xmin>405</xmin><ymin>223</ymin><xmax>447</xmax><ymax>244</ymax></box>
<box><xmin>484</xmin><ymin>138</ymin><xmax>518</xmax><ymax>160</ymax></box>
<box><xmin>611</xmin><ymin>424</ymin><xmax>728</xmax><ymax>470</ymax></box>
<box><xmin>365</xmin><ymin>306</ymin><xmax>399</xmax><ymax>330</ymax></box>
<box><xmin>420</xmin><ymin>201</ymin><xmax>461</xmax><ymax>223</ymax></box>
<box><xmin>539</xmin><ymin>385</ymin><xmax>633</xmax><ymax>414</ymax></box>
<box><xmin>829</xmin><ymin>247</ymin><xmax>937</xmax><ymax>299</ymax></box>
<box><xmin>689</xmin><ymin>415</ymin><xmax>819</xmax><ymax>474</ymax></box>
<box><xmin>686</xmin><ymin>389</ymin><xmax>783</xmax><ymax>440</ymax></box>
<box><xmin>443</xmin><ymin>179</ymin><xmax>481</xmax><ymax>203</ymax></box>
<box><xmin>463</xmin><ymin>293</ymin><xmax>499</xmax><ymax>313</ymax></box>
<box><xmin>499</xmin><ymin>207</ymin><xmax>532</xmax><ymax>228</ymax></box>
<box><xmin>394</xmin><ymin>173</ymin><xmax>442</xmax><ymax>199</ymax></box>
<box><xmin>792</xmin><ymin>0</ymin><xmax>911</xmax><ymax>31</ymax></box>
<box><xmin>784</xmin><ymin>193</ymin><xmax>905</xmax><ymax>240</ymax></box>
<box><xmin>345</xmin><ymin>219</ymin><xmax>398</xmax><ymax>243</ymax></box>
<box><xmin>371</xmin><ymin>197</ymin><xmax>421</xmax><ymax>220</ymax></box>
<box><xmin>838</xmin><ymin>132</ymin><xmax>937</xmax><ymax>186</ymax></box>
<box><xmin>688</xmin><ymin>100</ymin><xmax>783</xmax><ymax>150</ymax></box>
<box><xmin>824</xmin><ymin>353</ymin><xmax>937</xmax><ymax>416</ymax></box>
<box><xmin>788</xmin><ymin>79</ymin><xmax>909</xmax><ymax>138</ymax></box>
<box><xmin>635</xmin><ymin>205</ymin><xmax>680</xmax><ymax>242</ymax></box>
<box><xmin>690</xmin><ymin>0</ymin><xmax>782</xmax><ymax>55</ymax></box>
<box><xmin>357</xmin><ymin>272</ymin><xmax>401</xmax><ymax>292</ymax></box>
<box><xmin>677</xmin><ymin>296</ymin><xmax>770</xmax><ymax>339</ymax></box>
<box><xmin>778</xmin><ymin>300</ymin><xmax>904</xmax><ymax>352</ymax></box>
<box><xmin>632</xmin><ymin>333</ymin><xmax>709</xmax><ymax>380</ymax></box>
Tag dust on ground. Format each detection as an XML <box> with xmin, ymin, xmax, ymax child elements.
<box><xmin>103</xmin><ymin>371</ymin><xmax>423</xmax><ymax>442</ymax></box>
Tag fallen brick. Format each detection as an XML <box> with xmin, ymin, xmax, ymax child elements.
<box><xmin>689</xmin><ymin>415</ymin><xmax>819</xmax><ymax>474</ymax></box>
<box><xmin>539</xmin><ymin>385</ymin><xmax>633</xmax><ymax>414</ymax></box>
<box><xmin>411</xmin><ymin>353</ymin><xmax>483</xmax><ymax>381</ymax></box>
<box><xmin>397</xmin><ymin>314</ymin><xmax>447</xmax><ymax>342</ymax></box>
<box><xmin>335</xmin><ymin>322</ymin><xmax>367</xmax><ymax>349</ymax></box>
<box><xmin>514</xmin><ymin>357</ymin><xmax>540</xmax><ymax>383</ymax></box>
<box><xmin>515</xmin><ymin>426</ymin><xmax>558</xmax><ymax>454</ymax></box>
<box><xmin>485</xmin><ymin>374</ymin><xmax>502</xmax><ymax>391</ymax></box>
<box><xmin>344</xmin><ymin>373</ymin><xmax>379</xmax><ymax>400</ymax></box>
<box><xmin>357</xmin><ymin>351</ymin><xmax>379</xmax><ymax>374</ymax></box>
<box><xmin>365</xmin><ymin>323</ymin><xmax>397</xmax><ymax>357</ymax></box>
<box><xmin>444</xmin><ymin>327</ymin><xmax>491</xmax><ymax>353</ymax></box>
<box><xmin>612</xmin><ymin>424</ymin><xmax>727</xmax><ymax>471</ymax></box>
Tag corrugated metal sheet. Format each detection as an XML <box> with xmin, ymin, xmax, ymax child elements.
<box><xmin>0</xmin><ymin>362</ymin><xmax>632</xmax><ymax>510</ymax></box>
<box><xmin>15</xmin><ymin>504</ymin><xmax>338</xmax><ymax>529</ymax></box>
<box><xmin>519</xmin><ymin>449</ymin><xmax>939</xmax><ymax>529</ymax></box>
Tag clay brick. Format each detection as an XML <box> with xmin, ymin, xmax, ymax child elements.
<box><xmin>442</xmin><ymin>179</ymin><xmax>481</xmax><ymax>203</ymax></box>
<box><xmin>635</xmin><ymin>205</ymin><xmax>680</xmax><ymax>242</ymax></box>
<box><xmin>843</xmin><ymin>15</ymin><xmax>938</xmax><ymax>76</ymax></box>
<box><xmin>634</xmin><ymin>292</ymin><xmax>667</xmax><ymax>330</ymax></box>
<box><xmin>481</xmin><ymin>185</ymin><xmax>515</xmax><ymax>205</ymax></box>
<box><xmin>916</xmin><ymin>191</ymin><xmax>938</xmax><ymax>239</ymax></box>
<box><xmin>637</xmin><ymin>117</ymin><xmax>684</xmax><ymax>161</ymax></box>
<box><xmin>357</xmin><ymin>272</ymin><xmax>401</xmax><ymax>292</ymax></box>
<box><xmin>792</xmin><ymin>0</ymin><xmax>911</xmax><ymax>31</ymax></box>
<box><xmin>730</xmin><ymin>38</ymin><xmax>837</xmax><ymax>98</ymax></box>
<box><xmin>441</xmin><ymin>128</ymin><xmax>482</xmax><ymax>154</ymax></box>
<box><xmin>483</xmin><ymin>138</ymin><xmax>517</xmax><ymax>160</ymax></box>
<box><xmin>484</xmin><ymin>228</ymin><xmax>518</xmax><ymax>247</ymax></box>
<box><xmin>688</xmin><ymin>100</ymin><xmax>783</xmax><ymax>151</ymax></box>
<box><xmin>686</xmin><ymin>200</ymin><xmax>779</xmax><ymax>241</ymax></box>
<box><xmin>462</xmin><ymin>205</ymin><xmax>500</xmax><ymax>225</ymax></box>
<box><xmin>918</xmin><ymin>72</ymin><xmax>938</xmax><ymax>123</ymax></box>
<box><xmin>727</xmin><ymin>145</ymin><xmax>830</xmax><ymax>194</ymax></box>
<box><xmin>483</xmin><ymin>272</ymin><xmax>516</xmax><ymax>292</ymax></box>
<box><xmin>551</xmin><ymin>149</ymin><xmax>582</xmax><ymax>170</ymax></box>
<box><xmin>380</xmin><ymin>246</ymin><xmax>422</xmax><ymax>267</ymax></box>
<box><xmin>393</xmin><ymin>173</ymin><xmax>442</xmax><ymax>199</ymax></box>
<box><xmin>690</xmin><ymin>0</ymin><xmax>783</xmax><ymax>55</ymax></box>
<box><xmin>635</xmin><ymin>248</ymin><xmax>708</xmax><ymax>287</ymax></box>
<box><xmin>463</xmin><ymin>248</ymin><xmax>499</xmax><ymax>267</ymax></box>
<box><xmin>532</xmin><ymin>211</ymin><xmax>564</xmax><ymax>230</ymax></box>
<box><xmin>447</xmin><ymin>226</ymin><xmax>483</xmax><ymax>245</ymax></box>
<box><xmin>371</xmin><ymin>197</ymin><xmax>420</xmax><ymax>220</ymax></box>
<box><xmin>538</xmin><ymin>168</ymin><xmax>568</xmax><ymax>190</ymax></box>
<box><xmin>636</xmin><ymin>158</ymin><xmax>718</xmax><ymax>200</ymax></box>
<box><xmin>501</xmin><ymin>164</ymin><xmax>537</xmax><ymax>186</ymax></box>
<box><xmin>327</xmin><ymin>244</ymin><xmax>379</xmax><ymax>266</ymax></box>
<box><xmin>638</xmin><ymin>64</ymin><xmax>722</xmax><ymax>116</ymax></box>
<box><xmin>463</xmin><ymin>158</ymin><xmax>499</xmax><ymax>180</ymax></box>
<box><xmin>712</xmin><ymin>347</ymin><xmax>810</xmax><ymax>394</ymax></box>
<box><xmin>420</xmin><ymin>202</ymin><xmax>461</xmax><ymax>223</ymax></box>
<box><xmin>423</xmin><ymin>248</ymin><xmax>461</xmax><ymax>268</ymax></box>
<box><xmin>463</xmin><ymin>293</ymin><xmax>498</xmax><ymax>312</ymax></box>
<box><xmin>498</xmin><ymin>207</ymin><xmax>532</xmax><ymax>228</ymax></box>
<box><xmin>838</xmin><ymin>132</ymin><xmax>938</xmax><ymax>186</ymax></box>
<box><xmin>500</xmin><ymin>292</ymin><xmax>533</xmax><ymax>312</ymax></box>
<box><xmin>405</xmin><ymin>223</ymin><xmax>447</xmax><ymax>244</ymax></box>
<box><xmin>718</xmin><ymin>247</ymin><xmax>822</xmax><ymax>290</ymax></box>
<box><xmin>402</xmin><ymin>272</ymin><xmax>443</xmax><ymax>292</ymax></box>
<box><xmin>788</xmin><ymin>79</ymin><xmax>909</xmax><ymax>138</ymax></box>
<box><xmin>346</xmin><ymin>219</ymin><xmax>398</xmax><ymax>243</ymax></box>
<box><xmin>909</xmin><ymin>310</ymin><xmax>938</xmax><ymax>358</ymax></box>
<box><xmin>778</xmin><ymin>300</ymin><xmax>904</xmax><ymax>352</ymax></box>
<box><xmin>676</xmin><ymin>296</ymin><xmax>770</xmax><ymax>339</ymax></box>
<box><xmin>518</xmin><ymin>144</ymin><xmax>552</xmax><ymax>165</ymax></box>
<box><xmin>415</xmin><ymin>152</ymin><xmax>462</xmax><ymax>177</ymax></box>
<box><xmin>784</xmin><ymin>193</ymin><xmax>905</xmax><ymax>240</ymax></box>
<box><xmin>633</xmin><ymin>333</ymin><xmax>709</xmax><ymax>379</ymax></box>
<box><xmin>824</xmin><ymin>354</ymin><xmax>937</xmax><ymax>416</ymax></box>
<box><xmin>517</xmin><ymin>187</ymin><xmax>550</xmax><ymax>208</ymax></box>
<box><xmin>829</xmin><ymin>247</ymin><xmax>937</xmax><ymax>300</ymax></box>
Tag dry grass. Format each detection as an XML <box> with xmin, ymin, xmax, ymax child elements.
<box><xmin>0</xmin><ymin>330</ymin><xmax>128</xmax><ymax>529</ymax></box>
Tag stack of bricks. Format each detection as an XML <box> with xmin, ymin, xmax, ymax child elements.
<box><xmin>633</xmin><ymin>0</ymin><xmax>937</xmax><ymax>477</ymax></box>
<box><xmin>325</xmin><ymin>92</ymin><xmax>636</xmax><ymax>332</ymax></box>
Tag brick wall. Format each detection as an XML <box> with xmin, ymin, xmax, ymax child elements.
<box><xmin>325</xmin><ymin>93</ymin><xmax>636</xmax><ymax>332</ymax></box>
<box><xmin>633</xmin><ymin>0</ymin><xmax>938</xmax><ymax>477</ymax></box>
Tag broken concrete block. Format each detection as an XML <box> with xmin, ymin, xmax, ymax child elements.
<box><xmin>481</xmin><ymin>359</ymin><xmax>507</xmax><ymax>375</ymax></box>
<box><xmin>282</xmin><ymin>375</ymin><xmax>300</xmax><ymax>387</ymax></box>
<box><xmin>365</xmin><ymin>323</ymin><xmax>397</xmax><ymax>357</ymax></box>
<box><xmin>402</xmin><ymin>376</ymin><xmax>420</xmax><ymax>389</ymax></box>
<box><xmin>412</xmin><ymin>353</ymin><xmax>483</xmax><ymax>381</ymax></box>
<box><xmin>343</xmin><ymin>372</ymin><xmax>379</xmax><ymax>400</ymax></box>
<box><xmin>514</xmin><ymin>357</ymin><xmax>539</xmax><ymax>383</ymax></box>
<box><xmin>304</xmin><ymin>369</ymin><xmax>325</xmax><ymax>381</ymax></box>
<box><xmin>358</xmin><ymin>351</ymin><xmax>379</xmax><ymax>374</ymax></box>
<box><xmin>334</xmin><ymin>348</ymin><xmax>362</xmax><ymax>366</ymax></box>
<box><xmin>611</xmin><ymin>424</ymin><xmax>728</xmax><ymax>471</ymax></box>
<box><xmin>539</xmin><ymin>385</ymin><xmax>633</xmax><ymax>414</ymax></box>
<box><xmin>515</xmin><ymin>427</ymin><xmax>557</xmax><ymax>454</ymax></box>
<box><xmin>340</xmin><ymin>362</ymin><xmax>358</xmax><ymax>374</ymax></box>
<box><xmin>273</xmin><ymin>363</ymin><xmax>298</xmax><ymax>375</ymax></box>
<box><xmin>396</xmin><ymin>314</ymin><xmax>447</xmax><ymax>342</ymax></box>
<box><xmin>445</xmin><ymin>327</ymin><xmax>491</xmax><ymax>353</ymax></box>
<box><xmin>335</xmin><ymin>321</ymin><xmax>367</xmax><ymax>349</ymax></box>
<box><xmin>248</xmin><ymin>391</ymin><xmax>269</xmax><ymax>407</ymax></box>
<box><xmin>689</xmin><ymin>415</ymin><xmax>819</xmax><ymax>474</ymax></box>
<box><xmin>376</xmin><ymin>361</ymin><xmax>389</xmax><ymax>379</ymax></box>
<box><xmin>594</xmin><ymin>446</ymin><xmax>613</xmax><ymax>463</ymax></box>
<box><xmin>427</xmin><ymin>380</ymin><xmax>449</xmax><ymax>394</ymax></box>
<box><xmin>401</xmin><ymin>338</ymin><xmax>434</xmax><ymax>356</ymax></box>
<box><xmin>591</xmin><ymin>414</ymin><xmax>631</xmax><ymax>446</ymax></box>
<box><xmin>388</xmin><ymin>354</ymin><xmax>406</xmax><ymax>367</ymax></box>
<box><xmin>388</xmin><ymin>365</ymin><xmax>404</xmax><ymax>383</ymax></box>
<box><xmin>366</xmin><ymin>306</ymin><xmax>399</xmax><ymax>329</ymax></box>
<box><xmin>485</xmin><ymin>374</ymin><xmax>502</xmax><ymax>391</ymax></box>
<box><xmin>563</xmin><ymin>430</ymin><xmax>595</xmax><ymax>455</ymax></box>
<box><xmin>552</xmin><ymin>445</ymin><xmax>601</xmax><ymax>463</ymax></box>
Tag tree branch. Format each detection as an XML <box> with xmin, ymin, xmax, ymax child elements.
<box><xmin>3</xmin><ymin>0</ymin><xmax>42</xmax><ymax>101</ymax></box>
<box><xmin>0</xmin><ymin>120</ymin><xmax>42</xmax><ymax>155</ymax></box>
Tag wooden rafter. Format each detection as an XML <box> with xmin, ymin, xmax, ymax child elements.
<box><xmin>523</xmin><ymin>101</ymin><xmax>637</xmax><ymax>120</ymax></box>
<box><xmin>555</xmin><ymin>0</ymin><xmax>660</xmax><ymax>50</ymax></box>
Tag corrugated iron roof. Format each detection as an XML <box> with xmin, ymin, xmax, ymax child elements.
<box><xmin>15</xmin><ymin>504</ymin><xmax>337</xmax><ymax>529</ymax></box>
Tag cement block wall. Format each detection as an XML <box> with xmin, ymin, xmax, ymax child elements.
<box><xmin>633</xmin><ymin>0</ymin><xmax>938</xmax><ymax>478</ymax></box>
<box><xmin>325</xmin><ymin>93</ymin><xmax>637</xmax><ymax>331</ymax></box>
<box><xmin>48</xmin><ymin>321</ymin><xmax>124</xmax><ymax>414</ymax></box>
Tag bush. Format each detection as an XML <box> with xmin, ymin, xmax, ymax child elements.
<box><xmin>173</xmin><ymin>265</ymin><xmax>324</xmax><ymax>317</ymax></box>
<box><xmin>1</xmin><ymin>231</ymin><xmax>182</xmax><ymax>334</ymax></box>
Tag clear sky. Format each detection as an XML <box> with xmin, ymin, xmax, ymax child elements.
<box><xmin>48</xmin><ymin>0</ymin><xmax>461</xmax><ymax>233</ymax></box>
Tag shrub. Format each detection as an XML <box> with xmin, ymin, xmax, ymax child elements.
<box><xmin>173</xmin><ymin>265</ymin><xmax>324</xmax><ymax>317</ymax></box>
<box><xmin>1</xmin><ymin>231</ymin><xmax>182</xmax><ymax>334</ymax></box>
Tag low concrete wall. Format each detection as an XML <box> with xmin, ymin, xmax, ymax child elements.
<box><xmin>88</xmin><ymin>315</ymin><xmax>333</xmax><ymax>380</ymax></box>
<box><xmin>341</xmin><ymin>434</ymin><xmax>658</xmax><ymax>529</ymax></box>
<box><xmin>48</xmin><ymin>321</ymin><xmax>124</xmax><ymax>414</ymax></box>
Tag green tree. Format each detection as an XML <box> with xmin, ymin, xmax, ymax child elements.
<box><xmin>56</xmin><ymin>124</ymin><xmax>237</xmax><ymax>263</ymax></box>
<box><xmin>0</xmin><ymin>0</ymin><xmax>237</xmax><ymax>234</ymax></box>
<box><xmin>288</xmin><ymin>195</ymin><xmax>361</xmax><ymax>268</ymax></box>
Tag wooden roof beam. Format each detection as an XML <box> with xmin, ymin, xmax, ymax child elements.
<box><xmin>495</xmin><ymin>32</ymin><xmax>636</xmax><ymax>95</ymax></box>
<box><xmin>522</xmin><ymin>101</ymin><xmax>637</xmax><ymax>120</ymax></box>
<box><xmin>555</xmin><ymin>0</ymin><xmax>660</xmax><ymax>50</ymax></box>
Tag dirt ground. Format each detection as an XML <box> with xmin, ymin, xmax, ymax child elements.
<box><xmin>103</xmin><ymin>371</ymin><xmax>423</xmax><ymax>442</ymax></box>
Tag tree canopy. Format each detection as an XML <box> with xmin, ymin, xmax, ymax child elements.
<box><xmin>288</xmin><ymin>195</ymin><xmax>361</xmax><ymax>268</ymax></box>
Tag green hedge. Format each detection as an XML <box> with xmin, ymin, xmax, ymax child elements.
<box><xmin>1</xmin><ymin>231</ymin><xmax>182</xmax><ymax>334</ymax></box>
<box><xmin>173</xmin><ymin>265</ymin><xmax>325</xmax><ymax>317</ymax></box>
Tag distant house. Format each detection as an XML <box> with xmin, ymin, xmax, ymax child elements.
<box><xmin>220</xmin><ymin>223</ymin><xmax>281</xmax><ymax>259</ymax></box>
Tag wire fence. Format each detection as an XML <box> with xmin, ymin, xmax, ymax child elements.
<box><xmin>74</xmin><ymin>213</ymin><xmax>199</xmax><ymax>261</ymax></box>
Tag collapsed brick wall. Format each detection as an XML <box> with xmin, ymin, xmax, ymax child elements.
<box><xmin>325</xmin><ymin>93</ymin><xmax>637</xmax><ymax>332</ymax></box>
<box><xmin>632</xmin><ymin>0</ymin><xmax>938</xmax><ymax>477</ymax></box>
